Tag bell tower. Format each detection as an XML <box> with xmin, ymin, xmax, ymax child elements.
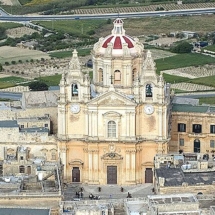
<box><xmin>135</xmin><ymin>50</ymin><xmax>170</xmax><ymax>152</ymax></box>
<box><xmin>58</xmin><ymin>50</ymin><xmax>90</xmax><ymax>140</ymax></box>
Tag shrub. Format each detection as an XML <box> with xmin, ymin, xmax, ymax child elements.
<box><xmin>87</xmin><ymin>30</ymin><xmax>95</xmax><ymax>35</ymax></box>
<box><xmin>171</xmin><ymin>42</ymin><xmax>193</xmax><ymax>53</ymax></box>
<box><xmin>29</xmin><ymin>81</ymin><xmax>49</xmax><ymax>91</ymax></box>
<box><xmin>11</xmin><ymin>61</ymin><xmax>16</xmax><ymax>64</ymax></box>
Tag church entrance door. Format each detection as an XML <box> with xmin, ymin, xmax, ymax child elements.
<box><xmin>107</xmin><ymin>166</ymin><xmax>117</xmax><ymax>184</ymax></box>
<box><xmin>72</xmin><ymin>167</ymin><xmax>80</xmax><ymax>182</ymax></box>
<box><xmin>145</xmin><ymin>168</ymin><xmax>153</xmax><ymax>183</ymax></box>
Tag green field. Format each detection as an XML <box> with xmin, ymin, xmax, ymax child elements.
<box><xmin>155</xmin><ymin>53</ymin><xmax>215</xmax><ymax>72</ymax></box>
<box><xmin>49</xmin><ymin>48</ymin><xmax>91</xmax><ymax>58</ymax></box>
<box><xmin>35</xmin><ymin>74</ymin><xmax>62</xmax><ymax>86</ymax></box>
<box><xmin>0</xmin><ymin>82</ymin><xmax>15</xmax><ymax>89</ymax></box>
<box><xmin>0</xmin><ymin>76</ymin><xmax>29</xmax><ymax>89</ymax></box>
<box><xmin>189</xmin><ymin>75</ymin><xmax>215</xmax><ymax>88</ymax></box>
<box><xmin>199</xmin><ymin>97</ymin><xmax>215</xmax><ymax>105</ymax></box>
<box><xmin>0</xmin><ymin>76</ymin><xmax>28</xmax><ymax>84</ymax></box>
<box><xmin>34</xmin><ymin>20</ymin><xmax>107</xmax><ymax>36</ymax></box>
<box><xmin>203</xmin><ymin>44</ymin><xmax>215</xmax><ymax>52</ymax></box>
<box><xmin>162</xmin><ymin>73</ymin><xmax>190</xmax><ymax>84</ymax></box>
<box><xmin>0</xmin><ymin>22</ymin><xmax>22</xmax><ymax>29</ymax></box>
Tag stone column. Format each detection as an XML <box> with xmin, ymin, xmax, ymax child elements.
<box><xmin>125</xmin><ymin>152</ymin><xmax>130</xmax><ymax>181</ymax></box>
<box><xmin>126</xmin><ymin>112</ymin><xmax>130</xmax><ymax>138</ymax></box>
<box><xmin>92</xmin><ymin>111</ymin><xmax>98</xmax><ymax>137</ymax></box>
<box><xmin>60</xmin><ymin>146</ymin><xmax>67</xmax><ymax>181</ymax></box>
<box><xmin>88</xmin><ymin>151</ymin><xmax>93</xmax><ymax>182</ymax></box>
<box><xmin>58</xmin><ymin>108</ymin><xmax>66</xmax><ymax>139</ymax></box>
<box><xmin>89</xmin><ymin>111</ymin><xmax>93</xmax><ymax>137</ymax></box>
<box><xmin>84</xmin><ymin>110</ymin><xmax>89</xmax><ymax>136</ymax></box>
<box><xmin>158</xmin><ymin>107</ymin><xmax>163</xmax><ymax>140</ymax></box>
<box><xmin>131</xmin><ymin>150</ymin><xmax>136</xmax><ymax>181</ymax></box>
<box><xmin>83</xmin><ymin>148</ymin><xmax>88</xmax><ymax>183</ymax></box>
<box><xmin>130</xmin><ymin>112</ymin><xmax>135</xmax><ymax>138</ymax></box>
<box><xmin>93</xmin><ymin>150</ymin><xmax>99</xmax><ymax>183</ymax></box>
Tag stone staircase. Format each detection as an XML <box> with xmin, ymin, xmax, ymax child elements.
<box><xmin>113</xmin><ymin>206</ymin><xmax>125</xmax><ymax>215</ymax></box>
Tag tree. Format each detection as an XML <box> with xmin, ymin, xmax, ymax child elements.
<box><xmin>171</xmin><ymin>42</ymin><xmax>193</xmax><ymax>53</ymax></box>
<box><xmin>29</xmin><ymin>81</ymin><xmax>48</xmax><ymax>91</ymax></box>
<box><xmin>0</xmin><ymin>63</ymin><xmax>2</xmax><ymax>72</ymax></box>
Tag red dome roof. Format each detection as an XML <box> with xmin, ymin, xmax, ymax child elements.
<box><xmin>93</xmin><ymin>18</ymin><xmax>143</xmax><ymax>57</ymax></box>
<box><xmin>102</xmin><ymin>35</ymin><xmax>134</xmax><ymax>49</ymax></box>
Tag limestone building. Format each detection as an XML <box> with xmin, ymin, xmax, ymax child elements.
<box><xmin>57</xmin><ymin>18</ymin><xmax>171</xmax><ymax>185</ymax></box>
<box><xmin>169</xmin><ymin>102</ymin><xmax>215</xmax><ymax>155</ymax></box>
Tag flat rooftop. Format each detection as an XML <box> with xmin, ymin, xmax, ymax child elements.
<box><xmin>148</xmin><ymin>194</ymin><xmax>198</xmax><ymax>205</ymax></box>
<box><xmin>0</xmin><ymin>120</ymin><xmax>18</xmax><ymax>128</ymax></box>
<box><xmin>155</xmin><ymin>167</ymin><xmax>215</xmax><ymax>186</ymax></box>
<box><xmin>0</xmin><ymin>208</ymin><xmax>50</xmax><ymax>215</ymax></box>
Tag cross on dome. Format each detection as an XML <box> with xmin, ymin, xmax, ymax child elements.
<box><xmin>111</xmin><ymin>18</ymin><xmax>125</xmax><ymax>36</ymax></box>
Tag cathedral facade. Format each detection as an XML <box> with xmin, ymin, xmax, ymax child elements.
<box><xmin>57</xmin><ymin>18</ymin><xmax>171</xmax><ymax>185</ymax></box>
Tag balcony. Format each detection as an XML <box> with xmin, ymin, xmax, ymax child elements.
<box><xmin>188</xmin><ymin>133</ymin><xmax>206</xmax><ymax>138</ymax></box>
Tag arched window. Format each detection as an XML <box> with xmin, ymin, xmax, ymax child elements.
<box><xmin>72</xmin><ymin>84</ymin><xmax>78</xmax><ymax>97</ymax></box>
<box><xmin>132</xmin><ymin>68</ymin><xmax>137</xmax><ymax>81</ymax></box>
<box><xmin>146</xmin><ymin>84</ymin><xmax>153</xmax><ymax>97</ymax></box>
<box><xmin>98</xmin><ymin>68</ymin><xmax>103</xmax><ymax>82</ymax></box>
<box><xmin>19</xmin><ymin>165</ymin><xmax>25</xmax><ymax>173</ymax></box>
<box><xmin>114</xmin><ymin>70</ymin><xmax>121</xmax><ymax>84</ymax></box>
<box><xmin>108</xmin><ymin>121</ymin><xmax>116</xmax><ymax>138</ymax></box>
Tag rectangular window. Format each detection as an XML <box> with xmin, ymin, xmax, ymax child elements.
<box><xmin>20</xmin><ymin>125</ymin><xmax>24</xmax><ymax>128</ymax></box>
<box><xmin>51</xmin><ymin>153</ymin><xmax>56</xmax><ymax>160</ymax></box>
<box><xmin>192</xmin><ymin>124</ymin><xmax>202</xmax><ymax>133</ymax></box>
<box><xmin>211</xmin><ymin>125</ymin><xmax>215</xmax><ymax>134</ymax></box>
<box><xmin>44</xmin><ymin>124</ymin><xmax>48</xmax><ymax>127</ymax></box>
<box><xmin>178</xmin><ymin>123</ymin><xmax>186</xmax><ymax>132</ymax></box>
<box><xmin>179</xmin><ymin>138</ymin><xmax>184</xmax><ymax>146</ymax></box>
<box><xmin>210</xmin><ymin>140</ymin><xmax>215</xmax><ymax>148</ymax></box>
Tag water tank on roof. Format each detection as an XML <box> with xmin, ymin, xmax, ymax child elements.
<box><xmin>38</xmin><ymin>172</ymin><xmax>43</xmax><ymax>181</ymax></box>
<box><xmin>4</xmin><ymin>177</ymin><xmax>10</xmax><ymax>182</ymax></box>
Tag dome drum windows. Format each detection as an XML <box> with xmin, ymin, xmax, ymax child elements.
<box><xmin>114</xmin><ymin>70</ymin><xmax>121</xmax><ymax>85</ymax></box>
<box><xmin>98</xmin><ymin>68</ymin><xmax>103</xmax><ymax>82</ymax></box>
<box><xmin>132</xmin><ymin>68</ymin><xmax>137</xmax><ymax>82</ymax></box>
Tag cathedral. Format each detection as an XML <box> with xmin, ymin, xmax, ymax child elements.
<box><xmin>57</xmin><ymin>18</ymin><xmax>171</xmax><ymax>185</ymax></box>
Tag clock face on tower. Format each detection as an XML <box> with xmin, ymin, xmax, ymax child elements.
<box><xmin>70</xmin><ymin>104</ymin><xmax>80</xmax><ymax>114</ymax></box>
<box><xmin>144</xmin><ymin>104</ymin><xmax>154</xmax><ymax>115</ymax></box>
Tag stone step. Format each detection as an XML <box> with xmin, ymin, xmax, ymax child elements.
<box><xmin>113</xmin><ymin>207</ymin><xmax>125</xmax><ymax>215</ymax></box>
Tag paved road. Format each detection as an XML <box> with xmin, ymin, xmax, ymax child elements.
<box><xmin>1</xmin><ymin>8</ymin><xmax>215</xmax><ymax>22</ymax></box>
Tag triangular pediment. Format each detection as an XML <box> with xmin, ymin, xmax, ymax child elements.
<box><xmin>88</xmin><ymin>91</ymin><xmax>136</xmax><ymax>107</ymax></box>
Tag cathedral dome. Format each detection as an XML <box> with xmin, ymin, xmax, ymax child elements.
<box><xmin>93</xmin><ymin>18</ymin><xmax>144</xmax><ymax>57</ymax></box>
